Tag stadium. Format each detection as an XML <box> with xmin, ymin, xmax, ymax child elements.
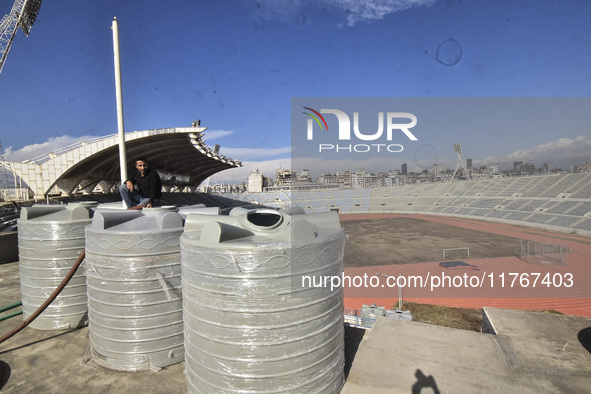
<box><xmin>1</xmin><ymin>1</ymin><xmax>590</xmax><ymax>390</ymax></box>
<box><xmin>219</xmin><ymin>171</ymin><xmax>591</xmax><ymax>310</ymax></box>
<box><xmin>223</xmin><ymin>171</ymin><xmax>591</xmax><ymax>236</ymax></box>
<box><xmin>2</xmin><ymin>127</ymin><xmax>591</xmax><ymax>391</ymax></box>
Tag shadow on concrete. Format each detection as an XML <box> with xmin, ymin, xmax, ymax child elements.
<box><xmin>0</xmin><ymin>328</ymin><xmax>80</xmax><ymax>356</ymax></box>
<box><xmin>344</xmin><ymin>325</ymin><xmax>366</xmax><ymax>379</ymax></box>
<box><xmin>578</xmin><ymin>327</ymin><xmax>591</xmax><ymax>354</ymax></box>
<box><xmin>0</xmin><ymin>360</ymin><xmax>11</xmax><ymax>390</ymax></box>
<box><xmin>412</xmin><ymin>369</ymin><xmax>440</xmax><ymax>394</ymax></box>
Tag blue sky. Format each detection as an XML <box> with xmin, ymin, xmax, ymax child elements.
<box><xmin>1</xmin><ymin>0</ymin><xmax>591</xmax><ymax>184</ymax></box>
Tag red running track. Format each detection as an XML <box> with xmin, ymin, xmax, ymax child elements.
<box><xmin>340</xmin><ymin>213</ymin><xmax>591</xmax><ymax>317</ymax></box>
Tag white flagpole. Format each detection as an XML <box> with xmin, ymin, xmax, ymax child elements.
<box><xmin>112</xmin><ymin>17</ymin><xmax>127</xmax><ymax>207</ymax></box>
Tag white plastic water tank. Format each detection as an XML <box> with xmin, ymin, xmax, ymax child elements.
<box><xmin>84</xmin><ymin>207</ymin><xmax>185</xmax><ymax>371</ymax></box>
<box><xmin>17</xmin><ymin>203</ymin><xmax>96</xmax><ymax>330</ymax></box>
<box><xmin>181</xmin><ymin>207</ymin><xmax>346</xmax><ymax>393</ymax></box>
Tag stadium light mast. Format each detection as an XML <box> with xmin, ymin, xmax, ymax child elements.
<box><xmin>111</xmin><ymin>17</ymin><xmax>128</xmax><ymax>202</ymax></box>
<box><xmin>0</xmin><ymin>0</ymin><xmax>42</xmax><ymax>77</ymax></box>
<box><xmin>451</xmin><ymin>142</ymin><xmax>471</xmax><ymax>182</ymax></box>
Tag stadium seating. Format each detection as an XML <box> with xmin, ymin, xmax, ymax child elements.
<box><xmin>219</xmin><ymin>172</ymin><xmax>591</xmax><ymax>235</ymax></box>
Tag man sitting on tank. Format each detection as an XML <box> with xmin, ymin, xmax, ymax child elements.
<box><xmin>119</xmin><ymin>157</ymin><xmax>162</xmax><ymax>208</ymax></box>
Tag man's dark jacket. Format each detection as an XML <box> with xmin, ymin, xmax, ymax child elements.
<box><xmin>128</xmin><ymin>168</ymin><xmax>162</xmax><ymax>206</ymax></box>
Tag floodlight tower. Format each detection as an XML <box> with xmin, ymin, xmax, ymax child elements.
<box><xmin>450</xmin><ymin>142</ymin><xmax>471</xmax><ymax>182</ymax></box>
<box><xmin>0</xmin><ymin>0</ymin><xmax>42</xmax><ymax>77</ymax></box>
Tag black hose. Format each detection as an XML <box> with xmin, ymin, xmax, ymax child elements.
<box><xmin>0</xmin><ymin>249</ymin><xmax>85</xmax><ymax>345</ymax></box>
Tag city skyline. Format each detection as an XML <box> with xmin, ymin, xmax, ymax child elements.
<box><xmin>211</xmin><ymin>158</ymin><xmax>591</xmax><ymax>193</ymax></box>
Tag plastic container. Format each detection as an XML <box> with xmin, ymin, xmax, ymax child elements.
<box><xmin>17</xmin><ymin>203</ymin><xmax>96</xmax><ymax>330</ymax></box>
<box><xmin>178</xmin><ymin>204</ymin><xmax>221</xmax><ymax>219</ymax></box>
<box><xmin>181</xmin><ymin>207</ymin><xmax>346</xmax><ymax>393</ymax></box>
<box><xmin>84</xmin><ymin>208</ymin><xmax>185</xmax><ymax>371</ymax></box>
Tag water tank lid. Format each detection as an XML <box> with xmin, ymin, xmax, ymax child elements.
<box><xmin>178</xmin><ymin>206</ymin><xmax>221</xmax><ymax>219</ymax></box>
<box><xmin>91</xmin><ymin>210</ymin><xmax>182</xmax><ymax>231</ymax></box>
<box><xmin>245</xmin><ymin>209</ymin><xmax>283</xmax><ymax>230</ymax></box>
<box><xmin>142</xmin><ymin>206</ymin><xmax>178</xmax><ymax>213</ymax></box>
<box><xmin>20</xmin><ymin>204</ymin><xmax>93</xmax><ymax>221</ymax></box>
<box><xmin>183</xmin><ymin>209</ymin><xmax>341</xmax><ymax>246</ymax></box>
<box><xmin>68</xmin><ymin>201</ymin><xmax>99</xmax><ymax>207</ymax></box>
<box><xmin>20</xmin><ymin>205</ymin><xmax>64</xmax><ymax>220</ymax></box>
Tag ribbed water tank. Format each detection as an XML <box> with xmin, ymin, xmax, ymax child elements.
<box><xmin>84</xmin><ymin>207</ymin><xmax>185</xmax><ymax>371</ymax></box>
<box><xmin>181</xmin><ymin>207</ymin><xmax>346</xmax><ymax>393</ymax></box>
<box><xmin>17</xmin><ymin>203</ymin><xmax>96</xmax><ymax>330</ymax></box>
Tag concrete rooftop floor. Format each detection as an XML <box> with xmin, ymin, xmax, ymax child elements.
<box><xmin>343</xmin><ymin>308</ymin><xmax>591</xmax><ymax>393</ymax></box>
<box><xmin>0</xmin><ymin>260</ymin><xmax>187</xmax><ymax>393</ymax></box>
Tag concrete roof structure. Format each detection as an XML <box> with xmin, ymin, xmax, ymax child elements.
<box><xmin>343</xmin><ymin>309</ymin><xmax>591</xmax><ymax>393</ymax></box>
<box><xmin>0</xmin><ymin>126</ymin><xmax>242</xmax><ymax>198</ymax></box>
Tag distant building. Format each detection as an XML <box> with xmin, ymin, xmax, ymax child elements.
<box><xmin>401</xmin><ymin>163</ymin><xmax>408</xmax><ymax>175</ymax></box>
<box><xmin>352</xmin><ymin>171</ymin><xmax>366</xmax><ymax>189</ymax></box>
<box><xmin>296</xmin><ymin>169</ymin><xmax>312</xmax><ymax>183</ymax></box>
<box><xmin>363</xmin><ymin>173</ymin><xmax>378</xmax><ymax>188</ymax></box>
<box><xmin>433</xmin><ymin>163</ymin><xmax>445</xmax><ymax>176</ymax></box>
<box><xmin>467</xmin><ymin>158</ymin><xmax>472</xmax><ymax>169</ymax></box>
<box><xmin>317</xmin><ymin>173</ymin><xmax>338</xmax><ymax>186</ymax></box>
<box><xmin>248</xmin><ymin>169</ymin><xmax>264</xmax><ymax>193</ymax></box>
<box><xmin>275</xmin><ymin>169</ymin><xmax>294</xmax><ymax>186</ymax></box>
<box><xmin>382</xmin><ymin>174</ymin><xmax>403</xmax><ymax>186</ymax></box>
<box><xmin>513</xmin><ymin>161</ymin><xmax>523</xmax><ymax>174</ymax></box>
<box><xmin>336</xmin><ymin>171</ymin><xmax>352</xmax><ymax>189</ymax></box>
<box><xmin>524</xmin><ymin>163</ymin><xmax>535</xmax><ymax>174</ymax></box>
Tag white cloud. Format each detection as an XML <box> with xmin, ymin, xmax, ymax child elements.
<box><xmin>2</xmin><ymin>130</ymin><xmax>288</xmax><ymax>168</ymax></box>
<box><xmin>202</xmin><ymin>130</ymin><xmax>234</xmax><ymax>140</ymax></box>
<box><xmin>203</xmin><ymin>131</ymin><xmax>292</xmax><ymax>160</ymax></box>
<box><xmin>253</xmin><ymin>0</ymin><xmax>436</xmax><ymax>27</ymax></box>
<box><xmin>220</xmin><ymin>146</ymin><xmax>291</xmax><ymax>160</ymax></box>
<box><xmin>3</xmin><ymin>135</ymin><xmax>100</xmax><ymax>162</ymax></box>
<box><xmin>475</xmin><ymin>135</ymin><xmax>591</xmax><ymax>170</ymax></box>
<box><xmin>327</xmin><ymin>0</ymin><xmax>437</xmax><ymax>26</ymax></box>
<box><xmin>205</xmin><ymin>158</ymin><xmax>292</xmax><ymax>185</ymax></box>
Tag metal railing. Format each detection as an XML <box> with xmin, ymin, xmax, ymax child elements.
<box><xmin>344</xmin><ymin>308</ymin><xmax>376</xmax><ymax>329</ymax></box>
<box><xmin>1</xmin><ymin>186</ymin><xmax>29</xmax><ymax>201</ymax></box>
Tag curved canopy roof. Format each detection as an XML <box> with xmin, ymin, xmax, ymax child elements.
<box><xmin>1</xmin><ymin>126</ymin><xmax>242</xmax><ymax>196</ymax></box>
